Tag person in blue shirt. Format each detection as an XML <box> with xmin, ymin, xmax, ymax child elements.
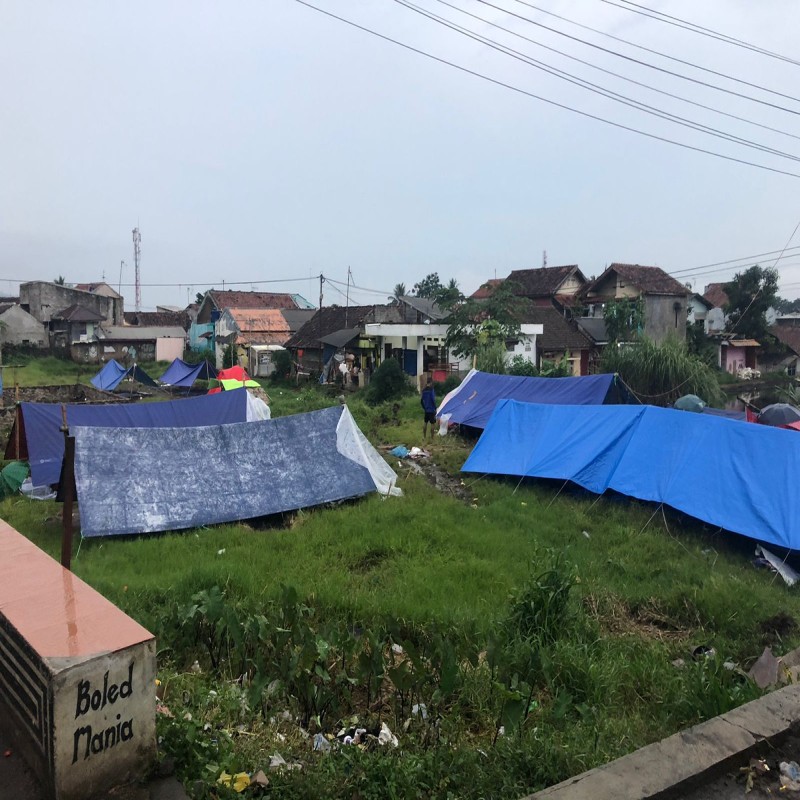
<box><xmin>421</xmin><ymin>379</ymin><xmax>437</xmax><ymax>441</ymax></box>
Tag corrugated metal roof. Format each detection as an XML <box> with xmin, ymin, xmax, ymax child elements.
<box><xmin>99</xmin><ymin>325</ymin><xmax>186</xmax><ymax>340</ymax></box>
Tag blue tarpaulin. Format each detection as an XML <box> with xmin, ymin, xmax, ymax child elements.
<box><xmin>73</xmin><ymin>406</ymin><xmax>398</xmax><ymax>537</ymax></box>
<box><xmin>463</xmin><ymin>400</ymin><xmax>800</xmax><ymax>550</ymax></box>
<box><xmin>437</xmin><ymin>370</ymin><xmax>632</xmax><ymax>430</ymax></box>
<box><xmin>91</xmin><ymin>359</ymin><xmax>158</xmax><ymax>391</ymax></box>
<box><xmin>159</xmin><ymin>358</ymin><xmax>218</xmax><ymax>387</ymax></box>
<box><xmin>10</xmin><ymin>388</ymin><xmax>252</xmax><ymax>488</ymax></box>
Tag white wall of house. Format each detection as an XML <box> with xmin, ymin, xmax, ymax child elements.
<box><xmin>0</xmin><ymin>305</ymin><xmax>47</xmax><ymax>346</ymax></box>
<box><xmin>156</xmin><ymin>337</ymin><xmax>186</xmax><ymax>362</ymax></box>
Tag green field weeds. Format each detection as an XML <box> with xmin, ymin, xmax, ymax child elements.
<box><xmin>1</xmin><ymin>382</ymin><xmax>797</xmax><ymax>799</ymax></box>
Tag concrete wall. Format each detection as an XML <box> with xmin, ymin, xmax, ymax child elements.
<box><xmin>21</xmin><ymin>282</ymin><xmax>123</xmax><ymax>326</ymax></box>
<box><xmin>643</xmin><ymin>295</ymin><xmax>687</xmax><ymax>342</ymax></box>
<box><xmin>0</xmin><ymin>305</ymin><xmax>47</xmax><ymax>346</ymax></box>
<box><xmin>71</xmin><ymin>339</ymin><xmax>157</xmax><ymax>364</ymax></box>
<box><xmin>155</xmin><ymin>337</ymin><xmax>185</xmax><ymax>362</ymax></box>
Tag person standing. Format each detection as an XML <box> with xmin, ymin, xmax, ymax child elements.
<box><xmin>421</xmin><ymin>379</ymin><xmax>437</xmax><ymax>441</ymax></box>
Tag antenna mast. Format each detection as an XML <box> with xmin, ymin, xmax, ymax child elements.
<box><xmin>542</xmin><ymin>250</ymin><xmax>548</xmax><ymax>268</ymax></box>
<box><xmin>132</xmin><ymin>227</ymin><xmax>142</xmax><ymax>311</ymax></box>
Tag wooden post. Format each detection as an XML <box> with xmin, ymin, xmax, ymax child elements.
<box><xmin>60</xmin><ymin>404</ymin><xmax>75</xmax><ymax>570</ymax></box>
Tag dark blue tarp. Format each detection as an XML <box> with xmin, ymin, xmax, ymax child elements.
<box><xmin>159</xmin><ymin>358</ymin><xmax>218</xmax><ymax>387</ymax></box>
<box><xmin>437</xmin><ymin>370</ymin><xmax>631</xmax><ymax>430</ymax></box>
<box><xmin>19</xmin><ymin>388</ymin><xmax>251</xmax><ymax>488</ymax></box>
<box><xmin>73</xmin><ymin>406</ymin><xmax>382</xmax><ymax>537</ymax></box>
<box><xmin>463</xmin><ymin>400</ymin><xmax>800</xmax><ymax>550</ymax></box>
<box><xmin>91</xmin><ymin>359</ymin><xmax>158</xmax><ymax>391</ymax></box>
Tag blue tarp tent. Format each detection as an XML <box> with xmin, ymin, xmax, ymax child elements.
<box><xmin>437</xmin><ymin>369</ymin><xmax>634</xmax><ymax>430</ymax></box>
<box><xmin>7</xmin><ymin>388</ymin><xmax>252</xmax><ymax>487</ymax></box>
<box><xmin>91</xmin><ymin>359</ymin><xmax>158</xmax><ymax>391</ymax></box>
<box><xmin>463</xmin><ymin>400</ymin><xmax>800</xmax><ymax>550</ymax></box>
<box><xmin>159</xmin><ymin>358</ymin><xmax>218</xmax><ymax>387</ymax></box>
<box><xmin>72</xmin><ymin>406</ymin><xmax>399</xmax><ymax>537</ymax></box>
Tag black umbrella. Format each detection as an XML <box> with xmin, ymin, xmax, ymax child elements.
<box><xmin>757</xmin><ymin>403</ymin><xmax>800</xmax><ymax>427</ymax></box>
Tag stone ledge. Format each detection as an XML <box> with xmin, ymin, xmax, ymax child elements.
<box><xmin>523</xmin><ymin>683</ymin><xmax>800</xmax><ymax>800</ymax></box>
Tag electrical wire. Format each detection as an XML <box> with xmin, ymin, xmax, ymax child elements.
<box><xmin>292</xmin><ymin>0</ymin><xmax>800</xmax><ymax>179</ymax></box>
<box><xmin>393</xmin><ymin>0</ymin><xmax>800</xmax><ymax>164</ymax></box>
<box><xmin>602</xmin><ymin>0</ymin><xmax>800</xmax><ymax>68</ymax></box>
<box><xmin>511</xmin><ymin>0</ymin><xmax>800</xmax><ymax>104</ymax></box>
<box><xmin>428</xmin><ymin>0</ymin><xmax>800</xmax><ymax>143</ymax></box>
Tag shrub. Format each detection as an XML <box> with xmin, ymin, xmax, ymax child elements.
<box><xmin>270</xmin><ymin>349</ymin><xmax>293</xmax><ymax>382</ymax></box>
<box><xmin>601</xmin><ymin>336</ymin><xmax>724</xmax><ymax>406</ymax></box>
<box><xmin>364</xmin><ymin>358</ymin><xmax>412</xmax><ymax>405</ymax></box>
<box><xmin>183</xmin><ymin>349</ymin><xmax>215</xmax><ymax>366</ymax></box>
<box><xmin>508</xmin><ymin>355</ymin><xmax>538</xmax><ymax>377</ymax></box>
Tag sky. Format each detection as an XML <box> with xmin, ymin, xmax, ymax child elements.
<box><xmin>2</xmin><ymin>1</ymin><xmax>800</xmax><ymax>311</ymax></box>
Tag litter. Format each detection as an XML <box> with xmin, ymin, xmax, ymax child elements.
<box><xmin>780</xmin><ymin>761</ymin><xmax>800</xmax><ymax>791</ymax></box>
<box><xmin>217</xmin><ymin>771</ymin><xmax>250</xmax><ymax>793</ymax></box>
<box><xmin>378</xmin><ymin>722</ymin><xmax>399</xmax><ymax>748</ymax></box>
<box><xmin>582</xmin><ymin>530</ymin><xmax>590</xmax><ymax>539</ymax></box>
<box><xmin>749</xmin><ymin>647</ymin><xmax>780</xmax><ymax>688</ymax></box>
<box><xmin>20</xmin><ymin>477</ymin><xmax>56</xmax><ymax>501</ymax></box>
<box><xmin>412</xmin><ymin>703</ymin><xmax>428</xmax><ymax>720</ymax></box>
<box><xmin>755</xmin><ymin>546</ymin><xmax>799</xmax><ymax>587</ymax></box>
<box><xmin>691</xmin><ymin>645</ymin><xmax>716</xmax><ymax>660</ymax></box>
<box><xmin>313</xmin><ymin>733</ymin><xmax>331</xmax><ymax>753</ymax></box>
<box><xmin>250</xmin><ymin>770</ymin><xmax>269</xmax><ymax>788</ymax></box>
<box><xmin>391</xmin><ymin>446</ymin><xmax>410</xmax><ymax>458</ymax></box>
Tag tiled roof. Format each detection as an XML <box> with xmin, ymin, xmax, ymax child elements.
<box><xmin>770</xmin><ymin>325</ymin><xmax>800</xmax><ymax>355</ymax></box>
<box><xmin>125</xmin><ymin>310</ymin><xmax>190</xmax><ymax>329</ymax></box>
<box><xmin>235</xmin><ymin>332</ymin><xmax>288</xmax><ymax>345</ymax></box>
<box><xmin>470</xmin><ymin>279</ymin><xmax>503</xmax><ymax>299</ymax></box>
<box><xmin>587</xmin><ymin>264</ymin><xmax>689</xmax><ymax>297</ymax></box>
<box><xmin>507</xmin><ymin>265</ymin><xmax>585</xmax><ymax>297</ymax></box>
<box><xmin>703</xmin><ymin>283</ymin><xmax>730</xmax><ymax>309</ymax></box>
<box><xmin>516</xmin><ymin>302</ymin><xmax>593</xmax><ymax>352</ymax></box>
<box><xmin>576</xmin><ymin>317</ymin><xmax>609</xmax><ymax>344</ymax></box>
<box><xmin>285</xmin><ymin>305</ymin><xmax>381</xmax><ymax>349</ymax></box>
<box><xmin>281</xmin><ymin>309</ymin><xmax>316</xmax><ymax>333</ymax></box>
<box><xmin>99</xmin><ymin>325</ymin><xmax>186</xmax><ymax>340</ymax></box>
<box><xmin>52</xmin><ymin>304</ymin><xmax>105</xmax><ymax>322</ymax></box>
<box><xmin>208</xmin><ymin>290</ymin><xmax>300</xmax><ymax>311</ymax></box>
<box><xmin>400</xmin><ymin>295</ymin><xmax>446</xmax><ymax>320</ymax></box>
<box><xmin>74</xmin><ymin>282</ymin><xmax>122</xmax><ymax>298</ymax></box>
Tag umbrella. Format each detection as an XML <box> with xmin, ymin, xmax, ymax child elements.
<box><xmin>757</xmin><ymin>403</ymin><xmax>800</xmax><ymax>427</ymax></box>
<box><xmin>674</xmin><ymin>394</ymin><xmax>706</xmax><ymax>413</ymax></box>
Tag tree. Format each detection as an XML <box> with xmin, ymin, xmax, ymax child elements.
<box><xmin>724</xmin><ymin>264</ymin><xmax>779</xmax><ymax>340</ymax></box>
<box><xmin>389</xmin><ymin>283</ymin><xmax>406</xmax><ymax>304</ymax></box>
<box><xmin>413</xmin><ymin>273</ymin><xmax>443</xmax><ymax>299</ymax></box>
<box><xmin>445</xmin><ymin>280</ymin><xmax>522</xmax><ymax>361</ymax></box>
<box><xmin>54</xmin><ymin>275</ymin><xmax>66</xmax><ymax>285</ymax></box>
<box><xmin>604</xmin><ymin>297</ymin><xmax>644</xmax><ymax>343</ymax></box>
<box><xmin>436</xmin><ymin>278</ymin><xmax>463</xmax><ymax>310</ymax></box>
<box><xmin>195</xmin><ymin>291</ymin><xmax>206</xmax><ymax>305</ymax></box>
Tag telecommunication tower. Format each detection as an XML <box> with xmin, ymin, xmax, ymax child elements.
<box><xmin>132</xmin><ymin>227</ymin><xmax>142</xmax><ymax>311</ymax></box>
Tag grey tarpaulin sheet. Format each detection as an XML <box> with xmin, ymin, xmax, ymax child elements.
<box><xmin>73</xmin><ymin>405</ymin><xmax>384</xmax><ymax>537</ymax></box>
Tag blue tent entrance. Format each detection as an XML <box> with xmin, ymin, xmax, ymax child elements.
<box><xmin>91</xmin><ymin>359</ymin><xmax>158</xmax><ymax>391</ymax></box>
<box><xmin>159</xmin><ymin>358</ymin><xmax>218</xmax><ymax>387</ymax></box>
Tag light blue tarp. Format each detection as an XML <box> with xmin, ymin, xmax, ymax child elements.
<box><xmin>73</xmin><ymin>406</ymin><xmax>391</xmax><ymax>537</ymax></box>
<box><xmin>91</xmin><ymin>359</ymin><xmax>158</xmax><ymax>391</ymax></box>
<box><xmin>437</xmin><ymin>370</ymin><xmax>632</xmax><ymax>429</ymax></box>
<box><xmin>159</xmin><ymin>358</ymin><xmax>218</xmax><ymax>387</ymax></box>
<box><xmin>463</xmin><ymin>400</ymin><xmax>800</xmax><ymax>549</ymax></box>
<box><xmin>11</xmin><ymin>388</ymin><xmax>251</xmax><ymax>487</ymax></box>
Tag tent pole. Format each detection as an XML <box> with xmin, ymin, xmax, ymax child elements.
<box><xmin>60</xmin><ymin>404</ymin><xmax>75</xmax><ymax>570</ymax></box>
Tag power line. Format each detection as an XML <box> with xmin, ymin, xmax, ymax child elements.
<box><xmin>499</xmin><ymin>0</ymin><xmax>800</xmax><ymax>112</ymax></box>
<box><xmin>428</xmin><ymin>0</ymin><xmax>800</xmax><ymax>143</ymax></box>
<box><xmin>393</xmin><ymin>0</ymin><xmax>800</xmax><ymax>164</ymax></box>
<box><xmin>602</xmin><ymin>0</ymin><xmax>800</xmax><ymax>68</ymax></box>
<box><xmin>0</xmin><ymin>276</ymin><xmax>313</xmax><ymax>288</ymax></box>
<box><xmin>293</xmin><ymin>0</ymin><xmax>800</xmax><ymax>179</ymax></box>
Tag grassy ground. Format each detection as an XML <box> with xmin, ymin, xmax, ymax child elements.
<box><xmin>2</xmin><ymin>380</ymin><xmax>798</xmax><ymax>798</ymax></box>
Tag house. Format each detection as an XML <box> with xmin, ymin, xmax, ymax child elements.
<box><xmin>189</xmin><ymin>289</ymin><xmax>313</xmax><ymax>357</ymax></box>
<box><xmin>765</xmin><ymin>323</ymin><xmax>800</xmax><ymax>376</ymax></box>
<box><xmin>71</xmin><ymin>325</ymin><xmax>186</xmax><ymax>364</ymax></box>
<box><xmin>470</xmin><ymin>279</ymin><xmax>503</xmax><ymax>300</ymax></box>
<box><xmin>217</xmin><ymin>307</ymin><xmax>315</xmax><ymax>367</ymax></box>
<box><xmin>518</xmin><ymin>304</ymin><xmax>595</xmax><ymax>375</ymax></box>
<box><xmin>49</xmin><ymin>304</ymin><xmax>105</xmax><ymax>349</ymax></box>
<box><xmin>581</xmin><ymin>264</ymin><xmax>690</xmax><ymax>343</ymax></box>
<box><xmin>0</xmin><ymin>304</ymin><xmax>47</xmax><ymax>348</ymax></box>
<box><xmin>21</xmin><ymin>281</ymin><xmax>124</xmax><ymax>328</ymax></box>
<box><xmin>506</xmin><ymin>265</ymin><xmax>587</xmax><ymax>309</ymax></box>
<box><xmin>74</xmin><ymin>282</ymin><xmax>123</xmax><ymax>302</ymax></box>
<box><xmin>124</xmin><ymin>309</ymin><xmax>191</xmax><ymax>330</ymax></box>
<box><xmin>713</xmin><ymin>335</ymin><xmax>760</xmax><ymax>376</ymax></box>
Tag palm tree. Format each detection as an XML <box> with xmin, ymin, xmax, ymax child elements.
<box><xmin>389</xmin><ymin>283</ymin><xmax>406</xmax><ymax>304</ymax></box>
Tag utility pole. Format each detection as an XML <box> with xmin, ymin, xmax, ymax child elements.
<box><xmin>132</xmin><ymin>227</ymin><xmax>142</xmax><ymax>311</ymax></box>
<box><xmin>318</xmin><ymin>274</ymin><xmax>324</xmax><ymax>370</ymax></box>
<box><xmin>118</xmin><ymin>260</ymin><xmax>125</xmax><ymax>297</ymax></box>
<box><xmin>345</xmin><ymin>266</ymin><xmax>352</xmax><ymax>328</ymax></box>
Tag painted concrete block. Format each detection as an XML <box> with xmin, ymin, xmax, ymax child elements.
<box><xmin>0</xmin><ymin>519</ymin><xmax>156</xmax><ymax>800</ymax></box>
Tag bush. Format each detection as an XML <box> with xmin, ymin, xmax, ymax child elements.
<box><xmin>183</xmin><ymin>349</ymin><xmax>215</xmax><ymax>366</ymax></box>
<box><xmin>433</xmin><ymin>374</ymin><xmax>462</xmax><ymax>396</ymax></box>
<box><xmin>508</xmin><ymin>355</ymin><xmax>538</xmax><ymax>377</ymax></box>
<box><xmin>364</xmin><ymin>358</ymin><xmax>412</xmax><ymax>405</ymax></box>
<box><xmin>475</xmin><ymin>341</ymin><xmax>507</xmax><ymax>374</ymax></box>
<box><xmin>601</xmin><ymin>336</ymin><xmax>724</xmax><ymax>406</ymax></box>
<box><xmin>270</xmin><ymin>349</ymin><xmax>293</xmax><ymax>382</ymax></box>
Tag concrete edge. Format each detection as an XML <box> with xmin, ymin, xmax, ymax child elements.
<box><xmin>523</xmin><ymin>683</ymin><xmax>800</xmax><ymax>800</ymax></box>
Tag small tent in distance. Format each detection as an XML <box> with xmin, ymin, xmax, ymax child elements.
<box><xmin>91</xmin><ymin>359</ymin><xmax>158</xmax><ymax>392</ymax></box>
<box><xmin>208</xmin><ymin>365</ymin><xmax>260</xmax><ymax>394</ymax></box>
<box><xmin>159</xmin><ymin>358</ymin><xmax>218</xmax><ymax>389</ymax></box>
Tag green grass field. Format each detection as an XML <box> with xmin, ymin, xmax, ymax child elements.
<box><xmin>2</xmin><ymin>380</ymin><xmax>797</xmax><ymax>799</ymax></box>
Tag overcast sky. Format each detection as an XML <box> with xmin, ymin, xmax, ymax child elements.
<box><xmin>2</xmin><ymin>1</ymin><xmax>800</xmax><ymax>311</ymax></box>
